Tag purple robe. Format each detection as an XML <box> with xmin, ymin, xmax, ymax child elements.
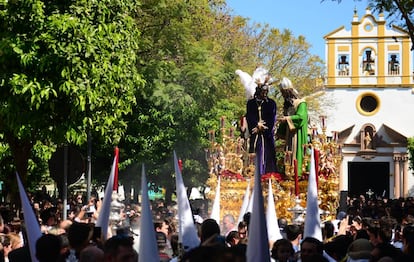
<box><xmin>246</xmin><ymin>97</ymin><xmax>277</xmax><ymax>174</ymax></box>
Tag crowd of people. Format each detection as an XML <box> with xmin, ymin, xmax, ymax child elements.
<box><xmin>0</xmin><ymin>190</ymin><xmax>141</xmax><ymax>262</ymax></box>
<box><xmin>2</xmin><ymin>187</ymin><xmax>414</xmax><ymax>261</ymax></box>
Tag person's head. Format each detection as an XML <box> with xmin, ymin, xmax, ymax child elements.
<box><xmin>237</xmin><ymin>221</ymin><xmax>248</xmax><ymax>241</ymax></box>
<box><xmin>36</xmin><ymin>234</ymin><xmax>62</xmax><ymax>262</ymax></box>
<box><xmin>352</xmin><ymin>215</ymin><xmax>363</xmax><ymax>230</ymax></box>
<box><xmin>402</xmin><ymin>224</ymin><xmax>414</xmax><ymax>255</ymax></box>
<box><xmin>88</xmin><ymin>196</ymin><xmax>98</xmax><ymax>207</ymax></box>
<box><xmin>154</xmin><ymin>219</ymin><xmax>169</xmax><ymax>238</ymax></box>
<box><xmin>366</xmin><ymin>221</ymin><xmax>392</xmax><ymax>246</ymax></box>
<box><xmin>252</xmin><ymin>68</ymin><xmax>273</xmax><ymax>100</ymax></box>
<box><xmin>323</xmin><ymin>234</ymin><xmax>353</xmax><ymax>262</ymax></box>
<box><xmin>300</xmin><ymin>237</ymin><xmax>324</xmax><ymax>262</ymax></box>
<box><xmin>7</xmin><ymin>232</ymin><xmax>22</xmax><ymax>250</ymax></box>
<box><xmin>370</xmin><ymin>242</ymin><xmax>402</xmax><ymax>262</ymax></box>
<box><xmin>323</xmin><ymin>221</ymin><xmax>335</xmax><ymax>240</ymax></box>
<box><xmin>76</xmin><ymin>194</ymin><xmax>83</xmax><ymax>204</ymax></box>
<box><xmin>200</xmin><ymin>219</ymin><xmax>220</xmax><ymax>243</ymax></box>
<box><xmin>278</xmin><ymin>217</ymin><xmax>288</xmax><ymax>231</ymax></box>
<box><xmin>271</xmin><ymin>238</ymin><xmax>294</xmax><ymax>262</ymax></box>
<box><xmin>225</xmin><ymin>231</ymin><xmax>239</xmax><ymax>247</ymax></box>
<box><xmin>59</xmin><ymin>233</ymin><xmax>70</xmax><ymax>255</ymax></box>
<box><xmin>67</xmin><ymin>222</ymin><xmax>92</xmax><ymax>252</ymax></box>
<box><xmin>255</xmin><ymin>82</ymin><xmax>269</xmax><ymax>100</ymax></box>
<box><xmin>279</xmin><ymin>77</ymin><xmax>300</xmax><ymax>104</ymax></box>
<box><xmin>40</xmin><ymin>207</ymin><xmax>58</xmax><ymax>227</ymax></box>
<box><xmin>103</xmin><ymin>235</ymin><xmax>137</xmax><ymax>262</ymax></box>
<box><xmin>0</xmin><ymin>234</ymin><xmax>12</xmax><ymax>256</ymax></box>
<box><xmin>285</xmin><ymin>224</ymin><xmax>302</xmax><ymax>242</ymax></box>
<box><xmin>80</xmin><ymin>245</ymin><xmax>104</xmax><ymax>262</ymax></box>
<box><xmin>222</xmin><ymin>214</ymin><xmax>236</xmax><ymax>233</ymax></box>
<box><xmin>347</xmin><ymin>238</ymin><xmax>373</xmax><ymax>262</ymax></box>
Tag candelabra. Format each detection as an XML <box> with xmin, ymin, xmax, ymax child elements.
<box><xmin>310</xmin><ymin>115</ymin><xmax>341</xmax><ymax>217</ymax></box>
<box><xmin>109</xmin><ymin>191</ymin><xmax>125</xmax><ymax>236</ymax></box>
<box><xmin>288</xmin><ymin>197</ymin><xmax>305</xmax><ymax>225</ymax></box>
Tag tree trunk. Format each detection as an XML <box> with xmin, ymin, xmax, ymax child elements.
<box><xmin>5</xmin><ymin>134</ymin><xmax>32</xmax><ymax>204</ymax></box>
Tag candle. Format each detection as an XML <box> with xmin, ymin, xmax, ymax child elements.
<box><xmin>294</xmin><ymin>159</ymin><xmax>299</xmax><ymax>196</ymax></box>
<box><xmin>178</xmin><ymin>159</ymin><xmax>183</xmax><ymax>172</ymax></box>
<box><xmin>220</xmin><ymin>116</ymin><xmax>225</xmax><ymax>128</ymax></box>
<box><xmin>229</xmin><ymin>127</ymin><xmax>234</xmax><ymax>138</ymax></box>
<box><xmin>332</xmin><ymin>131</ymin><xmax>338</xmax><ymax>143</ymax></box>
<box><xmin>312</xmin><ymin>127</ymin><xmax>318</xmax><ymax>140</ymax></box>
<box><xmin>314</xmin><ymin>149</ymin><xmax>319</xmax><ymax>187</ymax></box>
<box><xmin>319</xmin><ymin>115</ymin><xmax>327</xmax><ymax>129</ymax></box>
<box><xmin>211</xmin><ymin>130</ymin><xmax>215</xmax><ymax>142</ymax></box>
<box><xmin>114</xmin><ymin>146</ymin><xmax>119</xmax><ymax>191</ymax></box>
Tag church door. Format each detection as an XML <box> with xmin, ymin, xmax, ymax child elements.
<box><xmin>348</xmin><ymin>162</ymin><xmax>390</xmax><ymax>199</ymax></box>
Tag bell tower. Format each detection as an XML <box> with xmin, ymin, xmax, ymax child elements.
<box><xmin>325</xmin><ymin>8</ymin><xmax>412</xmax><ymax>88</ymax></box>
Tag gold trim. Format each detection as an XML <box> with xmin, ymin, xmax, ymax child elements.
<box><xmin>388</xmin><ymin>45</ymin><xmax>399</xmax><ymax>51</ymax></box>
<box><xmin>337</xmin><ymin>46</ymin><xmax>350</xmax><ymax>52</ymax></box>
<box><xmin>356</xmin><ymin>92</ymin><xmax>381</xmax><ymax>116</ymax></box>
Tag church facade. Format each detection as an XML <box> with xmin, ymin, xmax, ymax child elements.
<box><xmin>321</xmin><ymin>8</ymin><xmax>414</xmax><ymax>199</ymax></box>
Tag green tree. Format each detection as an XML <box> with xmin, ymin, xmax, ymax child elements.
<box><xmin>108</xmin><ymin>0</ymin><xmax>252</xmax><ymax>201</ymax></box>
<box><xmin>117</xmin><ymin>0</ymin><xmax>227</xmax><ymax>200</ymax></box>
<box><xmin>0</xmin><ymin>0</ymin><xmax>143</xmax><ymax>196</ymax></box>
<box><xmin>408</xmin><ymin>137</ymin><xmax>414</xmax><ymax>171</ymax></box>
<box><xmin>113</xmin><ymin>0</ymin><xmax>326</xmax><ymax>202</ymax></box>
<box><xmin>0</xmin><ymin>0</ymin><xmax>330</xmax><ymax>204</ymax></box>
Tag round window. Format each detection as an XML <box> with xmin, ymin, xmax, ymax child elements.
<box><xmin>356</xmin><ymin>92</ymin><xmax>380</xmax><ymax>116</ymax></box>
<box><xmin>364</xmin><ymin>23</ymin><xmax>373</xmax><ymax>31</ymax></box>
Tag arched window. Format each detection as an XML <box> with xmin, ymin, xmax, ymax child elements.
<box><xmin>362</xmin><ymin>48</ymin><xmax>375</xmax><ymax>76</ymax></box>
<box><xmin>337</xmin><ymin>54</ymin><xmax>349</xmax><ymax>76</ymax></box>
<box><xmin>388</xmin><ymin>53</ymin><xmax>400</xmax><ymax>75</ymax></box>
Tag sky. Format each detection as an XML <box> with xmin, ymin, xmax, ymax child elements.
<box><xmin>226</xmin><ymin>0</ymin><xmax>371</xmax><ymax>61</ymax></box>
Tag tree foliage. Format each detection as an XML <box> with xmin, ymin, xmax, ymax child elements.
<box><xmin>0</xmin><ymin>0</ymin><xmax>326</xmax><ymax>203</ymax></box>
<box><xmin>0</xmin><ymin>0</ymin><xmax>143</xmax><ymax>192</ymax></box>
<box><xmin>408</xmin><ymin>137</ymin><xmax>414</xmax><ymax>171</ymax></box>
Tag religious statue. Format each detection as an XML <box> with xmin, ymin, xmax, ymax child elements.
<box><xmin>236</xmin><ymin>67</ymin><xmax>277</xmax><ymax>174</ymax></box>
<box><xmin>364</xmin><ymin>131</ymin><xmax>373</xmax><ymax>150</ymax></box>
<box><xmin>276</xmin><ymin>78</ymin><xmax>308</xmax><ymax>178</ymax></box>
<box><xmin>319</xmin><ymin>152</ymin><xmax>336</xmax><ymax>178</ymax></box>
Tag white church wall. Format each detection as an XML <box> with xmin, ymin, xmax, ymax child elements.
<box><xmin>319</xmin><ymin>88</ymin><xmax>414</xmax><ymax>139</ymax></box>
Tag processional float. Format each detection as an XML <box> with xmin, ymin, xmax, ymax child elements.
<box><xmin>206</xmin><ymin>115</ymin><xmax>342</xmax><ymax>224</ymax></box>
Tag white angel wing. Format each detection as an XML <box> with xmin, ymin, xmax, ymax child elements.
<box><xmin>251</xmin><ymin>67</ymin><xmax>269</xmax><ymax>85</ymax></box>
<box><xmin>235</xmin><ymin>69</ymin><xmax>256</xmax><ymax>99</ymax></box>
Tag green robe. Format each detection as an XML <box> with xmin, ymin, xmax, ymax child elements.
<box><xmin>277</xmin><ymin>99</ymin><xmax>308</xmax><ymax>178</ymax></box>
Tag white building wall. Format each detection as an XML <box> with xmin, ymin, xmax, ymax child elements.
<box><xmin>320</xmin><ymin>88</ymin><xmax>414</xmax><ymax>139</ymax></box>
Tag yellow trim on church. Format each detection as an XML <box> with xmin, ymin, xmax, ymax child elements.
<box><xmin>324</xmin><ymin>8</ymin><xmax>413</xmax><ymax>88</ymax></box>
